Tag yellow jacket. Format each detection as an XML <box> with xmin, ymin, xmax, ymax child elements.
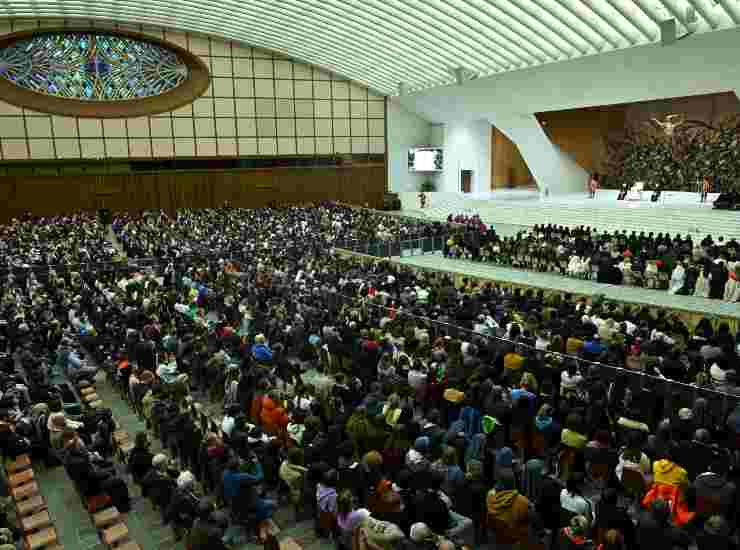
<box><xmin>653</xmin><ymin>459</ymin><xmax>688</xmax><ymax>488</ymax></box>
<box><xmin>504</xmin><ymin>352</ymin><xmax>524</xmax><ymax>370</ymax></box>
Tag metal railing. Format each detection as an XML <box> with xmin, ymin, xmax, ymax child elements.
<box><xmin>329</xmin><ymin>290</ymin><xmax>740</xmax><ymax>427</ymax></box>
<box><xmin>10</xmin><ymin>237</ymin><xmax>738</xmax><ymax>422</ymax></box>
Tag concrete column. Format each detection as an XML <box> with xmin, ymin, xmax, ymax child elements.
<box><xmin>441</xmin><ymin>119</ymin><xmax>491</xmax><ymax>195</ymax></box>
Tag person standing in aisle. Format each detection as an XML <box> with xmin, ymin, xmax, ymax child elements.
<box><xmin>701</xmin><ymin>176</ymin><xmax>711</xmax><ymax>203</ymax></box>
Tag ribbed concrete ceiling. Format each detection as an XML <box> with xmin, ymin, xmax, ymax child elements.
<box><xmin>1</xmin><ymin>0</ymin><xmax>738</xmax><ymax>96</ymax></box>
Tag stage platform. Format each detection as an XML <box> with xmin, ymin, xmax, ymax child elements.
<box><xmin>396</xmin><ymin>255</ymin><xmax>740</xmax><ymax>321</ymax></box>
<box><xmin>398</xmin><ymin>190</ymin><xmax>740</xmax><ymax>240</ymax></box>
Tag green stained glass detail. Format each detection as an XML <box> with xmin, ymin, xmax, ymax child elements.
<box><xmin>0</xmin><ymin>32</ymin><xmax>189</xmax><ymax>101</ymax></box>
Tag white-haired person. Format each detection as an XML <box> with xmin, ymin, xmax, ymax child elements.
<box><xmin>141</xmin><ymin>453</ymin><xmax>177</xmax><ymax>520</ymax></box>
<box><xmin>165</xmin><ymin>470</ymin><xmax>202</xmax><ymax>541</ymax></box>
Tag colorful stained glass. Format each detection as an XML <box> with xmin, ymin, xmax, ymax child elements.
<box><xmin>0</xmin><ymin>32</ymin><xmax>189</xmax><ymax>101</ymax></box>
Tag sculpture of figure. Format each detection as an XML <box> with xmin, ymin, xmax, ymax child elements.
<box><xmin>648</xmin><ymin>114</ymin><xmax>686</xmax><ymax>136</ymax></box>
<box><xmin>418</xmin><ymin>191</ymin><xmax>426</xmax><ymax>209</ymax></box>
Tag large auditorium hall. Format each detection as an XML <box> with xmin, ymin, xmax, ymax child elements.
<box><xmin>0</xmin><ymin>3</ymin><xmax>739</xmax><ymax>550</ymax></box>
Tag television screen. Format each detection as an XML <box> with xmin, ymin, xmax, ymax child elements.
<box><xmin>408</xmin><ymin>147</ymin><xmax>443</xmax><ymax>172</ymax></box>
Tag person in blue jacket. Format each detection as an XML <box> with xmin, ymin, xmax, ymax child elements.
<box><xmin>251</xmin><ymin>334</ymin><xmax>273</xmax><ymax>363</ymax></box>
<box><xmin>222</xmin><ymin>455</ymin><xmax>275</xmax><ymax>543</ymax></box>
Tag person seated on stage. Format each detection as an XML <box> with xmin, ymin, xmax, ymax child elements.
<box><xmin>617</xmin><ymin>183</ymin><xmax>628</xmax><ymax>201</ymax></box>
<box><xmin>651</xmin><ymin>182</ymin><xmax>662</xmax><ymax>203</ymax></box>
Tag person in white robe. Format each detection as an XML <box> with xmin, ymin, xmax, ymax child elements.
<box><xmin>668</xmin><ymin>263</ymin><xmax>686</xmax><ymax>294</ymax></box>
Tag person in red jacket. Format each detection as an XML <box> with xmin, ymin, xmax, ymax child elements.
<box><xmin>260</xmin><ymin>391</ymin><xmax>289</xmax><ymax>435</ymax></box>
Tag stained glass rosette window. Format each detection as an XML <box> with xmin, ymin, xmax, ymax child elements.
<box><xmin>0</xmin><ymin>32</ymin><xmax>189</xmax><ymax>101</ymax></box>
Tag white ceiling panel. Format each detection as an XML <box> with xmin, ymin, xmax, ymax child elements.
<box><xmin>0</xmin><ymin>0</ymin><xmax>738</xmax><ymax>96</ymax></box>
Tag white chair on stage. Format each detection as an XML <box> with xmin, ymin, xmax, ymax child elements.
<box><xmin>627</xmin><ymin>181</ymin><xmax>644</xmax><ymax>201</ymax></box>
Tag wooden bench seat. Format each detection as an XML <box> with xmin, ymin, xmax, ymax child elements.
<box><xmin>24</xmin><ymin>526</ymin><xmax>57</xmax><ymax>550</ymax></box>
<box><xmin>21</xmin><ymin>510</ymin><xmax>52</xmax><ymax>533</ymax></box>
<box><xmin>101</xmin><ymin>523</ymin><xmax>129</xmax><ymax>546</ymax></box>
<box><xmin>80</xmin><ymin>386</ymin><xmax>96</xmax><ymax>396</ymax></box>
<box><xmin>16</xmin><ymin>495</ymin><xmax>46</xmax><ymax>517</ymax></box>
<box><xmin>12</xmin><ymin>481</ymin><xmax>38</xmax><ymax>501</ymax></box>
<box><xmin>93</xmin><ymin>507</ymin><xmax>121</xmax><ymax>529</ymax></box>
<box><xmin>82</xmin><ymin>393</ymin><xmax>99</xmax><ymax>403</ymax></box>
<box><xmin>9</xmin><ymin>468</ymin><xmax>35</xmax><ymax>488</ymax></box>
<box><xmin>6</xmin><ymin>453</ymin><xmax>31</xmax><ymax>474</ymax></box>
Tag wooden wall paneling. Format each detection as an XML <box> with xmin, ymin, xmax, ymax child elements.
<box><xmin>0</xmin><ymin>164</ymin><xmax>387</xmax><ymax>219</ymax></box>
<box><xmin>492</xmin><ymin>127</ymin><xmax>532</xmax><ymax>189</ymax></box>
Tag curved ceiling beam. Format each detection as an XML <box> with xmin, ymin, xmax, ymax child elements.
<box><xmin>359</xmin><ymin>0</ymin><xmax>507</xmax><ymax>73</ymax></box>
<box><xmin>338</xmin><ymin>0</ymin><xmax>495</xmax><ymax>80</ymax></box>
<box><xmin>631</xmin><ymin>0</ymin><xmax>663</xmax><ymax>26</ymax></box>
<box><xmin>716</xmin><ymin>0</ymin><xmax>740</xmax><ymax>25</ymax></box>
<box><xmin>686</xmin><ymin>0</ymin><xmax>719</xmax><ymax>29</ymax></box>
<box><xmin>238</xmin><ymin>0</ymin><xmax>444</xmax><ymax>84</ymax></box>
<box><xmin>394</xmin><ymin>0</ymin><xmax>514</xmax><ymax>71</ymax></box>
<box><xmin>553</xmin><ymin>0</ymin><xmax>621</xmax><ymax>50</ymax></box>
<box><xmin>489</xmin><ymin>0</ymin><xmax>576</xmax><ymax>59</ymax></box>
<box><xmin>429</xmin><ymin>0</ymin><xmax>546</xmax><ymax>67</ymax></box>
<box><xmin>453</xmin><ymin>0</ymin><xmax>556</xmax><ymax>64</ymax></box>
<box><xmin>605</xmin><ymin>0</ymin><xmax>656</xmax><ymax>42</ymax></box>
<box><xmin>575</xmin><ymin>0</ymin><xmax>637</xmax><ymax>45</ymax></box>
<box><xmin>528</xmin><ymin>0</ymin><xmax>595</xmax><ymax>53</ymax></box>
<box><xmin>656</xmin><ymin>0</ymin><xmax>689</xmax><ymax>33</ymax></box>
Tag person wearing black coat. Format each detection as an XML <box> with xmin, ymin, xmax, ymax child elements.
<box><xmin>636</xmin><ymin>499</ymin><xmax>691</xmax><ymax>549</ymax></box>
<box><xmin>709</xmin><ymin>260</ymin><xmax>729</xmax><ymax>300</ymax></box>
<box><xmin>141</xmin><ymin>454</ymin><xmax>177</xmax><ymax>517</ymax></box>
<box><xmin>186</xmin><ymin>501</ymin><xmax>229</xmax><ymax>550</ymax></box>
<box><xmin>127</xmin><ymin>432</ymin><xmax>154</xmax><ymax>485</ymax></box>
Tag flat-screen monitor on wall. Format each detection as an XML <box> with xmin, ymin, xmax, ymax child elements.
<box><xmin>408</xmin><ymin>147</ymin><xmax>443</xmax><ymax>172</ymax></box>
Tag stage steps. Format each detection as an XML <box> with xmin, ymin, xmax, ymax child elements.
<box><xmin>400</xmin><ymin>191</ymin><xmax>740</xmax><ymax>240</ymax></box>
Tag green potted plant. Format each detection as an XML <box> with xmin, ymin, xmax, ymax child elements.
<box><xmin>420</xmin><ymin>179</ymin><xmax>437</xmax><ymax>192</ymax></box>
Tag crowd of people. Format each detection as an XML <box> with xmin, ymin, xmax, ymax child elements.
<box><xmin>0</xmin><ymin>203</ymin><xmax>739</xmax><ymax>550</ymax></box>
<box><xmin>445</xmin><ymin>213</ymin><xmax>488</xmax><ymax>234</ymax></box>
<box><xmin>0</xmin><ymin>212</ymin><xmax>117</xmax><ymax>268</ymax></box>
<box><xmin>112</xmin><ymin>205</ymin><xmax>446</xmax><ymax>261</ymax></box>
<box><xmin>443</xmin><ymin>224</ymin><xmax>740</xmax><ymax>302</ymax></box>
